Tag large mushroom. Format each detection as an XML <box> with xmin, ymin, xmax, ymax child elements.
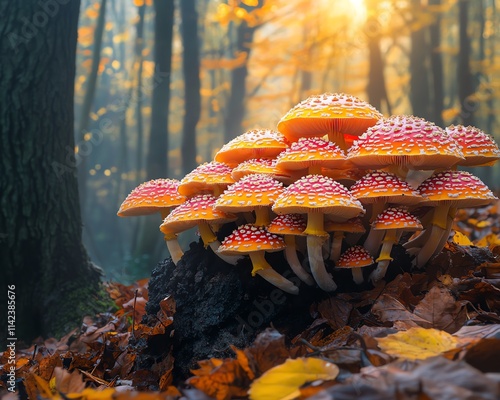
<box><xmin>159</xmin><ymin>194</ymin><xmax>241</xmax><ymax>265</ymax></box>
<box><xmin>218</xmin><ymin>224</ymin><xmax>299</xmax><ymax>294</ymax></box>
<box><xmin>410</xmin><ymin>170</ymin><xmax>497</xmax><ymax>268</ymax></box>
<box><xmin>214</xmin><ymin>129</ymin><xmax>289</xmax><ymax>166</ymax></box>
<box><xmin>214</xmin><ymin>174</ymin><xmax>284</xmax><ymax>227</ymax></box>
<box><xmin>117</xmin><ymin>178</ymin><xmax>186</xmax><ymax>265</ymax></box>
<box><xmin>347</xmin><ymin>115</ymin><xmax>464</xmax><ymax>176</ymax></box>
<box><xmin>277</xmin><ymin>93</ymin><xmax>382</xmax><ymax>151</ymax></box>
<box><xmin>272</xmin><ymin>174</ymin><xmax>365</xmax><ymax>291</ymax></box>
<box><xmin>368</xmin><ymin>207</ymin><xmax>422</xmax><ymax>283</ymax></box>
<box><xmin>268</xmin><ymin>214</ymin><xmax>314</xmax><ymax>285</ymax></box>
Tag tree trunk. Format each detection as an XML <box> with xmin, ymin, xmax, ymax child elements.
<box><xmin>0</xmin><ymin>0</ymin><xmax>105</xmax><ymax>345</ymax></box>
<box><xmin>180</xmin><ymin>0</ymin><xmax>201</xmax><ymax>176</ymax></box>
<box><xmin>429</xmin><ymin>0</ymin><xmax>444</xmax><ymax>126</ymax></box>
<box><xmin>76</xmin><ymin>0</ymin><xmax>107</xmax><ymax>209</ymax></box>
<box><xmin>458</xmin><ymin>0</ymin><xmax>475</xmax><ymax>126</ymax></box>
<box><xmin>409</xmin><ymin>0</ymin><xmax>431</xmax><ymax>120</ymax></box>
<box><xmin>223</xmin><ymin>2</ymin><xmax>263</xmax><ymax>142</ymax></box>
<box><xmin>135</xmin><ymin>4</ymin><xmax>146</xmax><ymax>182</ymax></box>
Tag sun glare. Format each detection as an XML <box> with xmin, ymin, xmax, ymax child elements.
<box><xmin>347</xmin><ymin>0</ymin><xmax>367</xmax><ymax>22</ymax></box>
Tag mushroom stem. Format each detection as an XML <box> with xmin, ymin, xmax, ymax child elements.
<box><xmin>303</xmin><ymin>212</ymin><xmax>326</xmax><ymax>236</ymax></box>
<box><xmin>254</xmin><ymin>207</ymin><xmax>271</xmax><ymax>226</ymax></box>
<box><xmin>307</xmin><ymin>235</ymin><xmax>337</xmax><ymax>291</ymax></box>
<box><xmin>413</xmin><ymin>205</ymin><xmax>449</xmax><ymax>268</ymax></box>
<box><xmin>370</xmin><ymin>202</ymin><xmax>386</xmax><ymax>223</ymax></box>
<box><xmin>199</xmin><ymin>221</ymin><xmax>242</xmax><ymax>265</ymax></box>
<box><xmin>328</xmin><ymin>131</ymin><xmax>347</xmax><ymax>152</ymax></box>
<box><xmin>249</xmin><ymin>252</ymin><xmax>299</xmax><ymax>295</ymax></box>
<box><xmin>164</xmin><ymin>234</ymin><xmax>184</xmax><ymax>265</ymax></box>
<box><xmin>370</xmin><ymin>229</ymin><xmax>397</xmax><ymax>283</ymax></box>
<box><xmin>431</xmin><ymin>207</ymin><xmax>456</xmax><ymax>258</ymax></box>
<box><xmin>351</xmin><ymin>268</ymin><xmax>364</xmax><ymax>285</ymax></box>
<box><xmin>363</xmin><ymin>229</ymin><xmax>385</xmax><ymax>257</ymax></box>
<box><xmin>403</xmin><ymin>228</ymin><xmax>431</xmax><ymax>251</ymax></box>
<box><xmin>329</xmin><ymin>231</ymin><xmax>344</xmax><ymax>262</ymax></box>
<box><xmin>284</xmin><ymin>236</ymin><xmax>314</xmax><ymax>286</ymax></box>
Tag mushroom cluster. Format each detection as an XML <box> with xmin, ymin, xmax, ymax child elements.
<box><xmin>118</xmin><ymin>93</ymin><xmax>499</xmax><ymax>294</ymax></box>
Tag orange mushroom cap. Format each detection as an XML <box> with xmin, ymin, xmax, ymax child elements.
<box><xmin>231</xmin><ymin>158</ymin><xmax>297</xmax><ymax>184</ymax></box>
<box><xmin>160</xmin><ymin>194</ymin><xmax>237</xmax><ymax>234</ymax></box>
<box><xmin>325</xmin><ymin>217</ymin><xmax>366</xmax><ymax>233</ymax></box>
<box><xmin>275</xmin><ymin>137</ymin><xmax>348</xmax><ymax>172</ymax></box>
<box><xmin>371</xmin><ymin>207</ymin><xmax>423</xmax><ymax>231</ymax></box>
<box><xmin>268</xmin><ymin>214</ymin><xmax>307</xmax><ymax>236</ymax></box>
<box><xmin>445</xmin><ymin>124</ymin><xmax>500</xmax><ymax>166</ymax></box>
<box><xmin>417</xmin><ymin>170</ymin><xmax>498</xmax><ymax>208</ymax></box>
<box><xmin>178</xmin><ymin>162</ymin><xmax>234</xmax><ymax>197</ymax></box>
<box><xmin>337</xmin><ymin>245</ymin><xmax>374</xmax><ymax>268</ymax></box>
<box><xmin>277</xmin><ymin>93</ymin><xmax>382</xmax><ymax>144</ymax></box>
<box><xmin>218</xmin><ymin>224</ymin><xmax>286</xmax><ymax>255</ymax></box>
<box><xmin>347</xmin><ymin>115</ymin><xmax>464</xmax><ymax>170</ymax></box>
<box><xmin>349</xmin><ymin>171</ymin><xmax>422</xmax><ymax>206</ymax></box>
<box><xmin>214</xmin><ymin>129</ymin><xmax>289</xmax><ymax>166</ymax></box>
<box><xmin>117</xmin><ymin>178</ymin><xmax>186</xmax><ymax>217</ymax></box>
<box><xmin>214</xmin><ymin>174</ymin><xmax>284</xmax><ymax>213</ymax></box>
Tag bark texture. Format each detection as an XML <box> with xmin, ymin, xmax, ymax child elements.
<box><xmin>0</xmin><ymin>0</ymin><xmax>105</xmax><ymax>344</ymax></box>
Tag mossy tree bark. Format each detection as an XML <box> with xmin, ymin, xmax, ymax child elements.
<box><xmin>0</xmin><ymin>0</ymin><xmax>105</xmax><ymax>345</ymax></box>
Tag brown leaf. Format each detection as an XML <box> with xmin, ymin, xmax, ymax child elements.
<box><xmin>413</xmin><ymin>286</ymin><xmax>467</xmax><ymax>333</ymax></box>
<box><xmin>463</xmin><ymin>338</ymin><xmax>500</xmax><ymax>373</ymax></box>
<box><xmin>54</xmin><ymin>366</ymin><xmax>85</xmax><ymax>394</ymax></box>
<box><xmin>244</xmin><ymin>328</ymin><xmax>289</xmax><ymax>376</ymax></box>
<box><xmin>317</xmin><ymin>297</ymin><xmax>353</xmax><ymax>330</ymax></box>
<box><xmin>371</xmin><ymin>294</ymin><xmax>425</xmax><ymax>327</ymax></box>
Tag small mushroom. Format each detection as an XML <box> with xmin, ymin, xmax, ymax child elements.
<box><xmin>336</xmin><ymin>245</ymin><xmax>374</xmax><ymax>285</ymax></box>
<box><xmin>268</xmin><ymin>214</ymin><xmax>314</xmax><ymax>286</ymax></box>
<box><xmin>218</xmin><ymin>224</ymin><xmax>299</xmax><ymax>295</ymax></box>
<box><xmin>178</xmin><ymin>161</ymin><xmax>234</xmax><ymax>197</ymax></box>
<box><xmin>117</xmin><ymin>178</ymin><xmax>186</xmax><ymax>265</ymax></box>
<box><xmin>324</xmin><ymin>217</ymin><xmax>366</xmax><ymax>262</ymax></box>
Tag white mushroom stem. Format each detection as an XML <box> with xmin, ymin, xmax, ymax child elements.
<box><xmin>283</xmin><ymin>236</ymin><xmax>314</xmax><ymax>286</ymax></box>
<box><xmin>363</xmin><ymin>229</ymin><xmax>385</xmax><ymax>257</ymax></box>
<box><xmin>307</xmin><ymin>235</ymin><xmax>337</xmax><ymax>292</ymax></box>
<box><xmin>413</xmin><ymin>205</ymin><xmax>450</xmax><ymax>268</ymax></box>
<box><xmin>431</xmin><ymin>207</ymin><xmax>456</xmax><ymax>258</ymax></box>
<box><xmin>249</xmin><ymin>252</ymin><xmax>299</xmax><ymax>295</ymax></box>
<box><xmin>198</xmin><ymin>221</ymin><xmax>242</xmax><ymax>265</ymax></box>
<box><xmin>403</xmin><ymin>228</ymin><xmax>431</xmax><ymax>251</ymax></box>
<box><xmin>164</xmin><ymin>234</ymin><xmax>184</xmax><ymax>266</ymax></box>
<box><xmin>329</xmin><ymin>231</ymin><xmax>344</xmax><ymax>262</ymax></box>
<box><xmin>351</xmin><ymin>268</ymin><xmax>364</xmax><ymax>285</ymax></box>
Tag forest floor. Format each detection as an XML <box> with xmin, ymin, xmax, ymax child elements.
<box><xmin>2</xmin><ymin>201</ymin><xmax>500</xmax><ymax>399</ymax></box>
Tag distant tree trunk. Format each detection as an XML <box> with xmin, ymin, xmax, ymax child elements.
<box><xmin>223</xmin><ymin>1</ymin><xmax>263</xmax><ymax>142</ymax></box>
<box><xmin>146</xmin><ymin>0</ymin><xmax>174</xmax><ymax>180</ymax></box>
<box><xmin>180</xmin><ymin>0</ymin><xmax>201</xmax><ymax>176</ymax></box>
<box><xmin>366</xmin><ymin>17</ymin><xmax>391</xmax><ymax>114</ymax></box>
<box><xmin>458</xmin><ymin>0</ymin><xmax>475</xmax><ymax>126</ymax></box>
<box><xmin>77</xmin><ymin>0</ymin><xmax>107</xmax><ymax>209</ymax></box>
<box><xmin>0</xmin><ymin>0</ymin><xmax>104</xmax><ymax>345</ymax></box>
<box><xmin>486</xmin><ymin>0</ymin><xmax>496</xmax><ymax>134</ymax></box>
<box><xmin>135</xmin><ymin>0</ymin><xmax>175</xmax><ymax>260</ymax></box>
<box><xmin>409</xmin><ymin>0</ymin><xmax>431</xmax><ymax>119</ymax></box>
<box><xmin>135</xmin><ymin>4</ymin><xmax>146</xmax><ymax>182</ymax></box>
<box><xmin>429</xmin><ymin>0</ymin><xmax>444</xmax><ymax>126</ymax></box>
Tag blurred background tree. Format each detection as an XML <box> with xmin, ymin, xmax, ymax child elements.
<box><xmin>73</xmin><ymin>0</ymin><xmax>500</xmax><ymax>282</ymax></box>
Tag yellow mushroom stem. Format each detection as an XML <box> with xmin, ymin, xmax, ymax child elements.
<box><xmin>249</xmin><ymin>251</ymin><xmax>299</xmax><ymax>295</ymax></box>
<box><xmin>198</xmin><ymin>221</ymin><xmax>242</xmax><ymax>265</ymax></box>
<box><xmin>369</xmin><ymin>229</ymin><xmax>398</xmax><ymax>283</ymax></box>
<box><xmin>163</xmin><ymin>233</ymin><xmax>184</xmax><ymax>266</ymax></box>
<box><xmin>283</xmin><ymin>236</ymin><xmax>314</xmax><ymax>286</ymax></box>
<box><xmin>363</xmin><ymin>228</ymin><xmax>386</xmax><ymax>257</ymax></box>
<box><xmin>254</xmin><ymin>207</ymin><xmax>271</xmax><ymax>226</ymax></box>
<box><xmin>303</xmin><ymin>212</ymin><xmax>326</xmax><ymax>236</ymax></box>
<box><xmin>431</xmin><ymin>207</ymin><xmax>457</xmax><ymax>258</ymax></box>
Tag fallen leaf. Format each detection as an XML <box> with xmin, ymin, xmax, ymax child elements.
<box><xmin>453</xmin><ymin>231</ymin><xmax>474</xmax><ymax>246</ymax></box>
<box><xmin>376</xmin><ymin>327</ymin><xmax>459</xmax><ymax>360</ymax></box>
<box><xmin>248</xmin><ymin>357</ymin><xmax>339</xmax><ymax>400</ymax></box>
<box><xmin>54</xmin><ymin>367</ymin><xmax>85</xmax><ymax>395</ymax></box>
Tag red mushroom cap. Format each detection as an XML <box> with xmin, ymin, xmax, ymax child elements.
<box><xmin>371</xmin><ymin>207</ymin><xmax>423</xmax><ymax>231</ymax></box>
<box><xmin>417</xmin><ymin>170</ymin><xmax>498</xmax><ymax>208</ymax></box>
<box><xmin>214</xmin><ymin>129</ymin><xmax>289</xmax><ymax>165</ymax></box>
<box><xmin>349</xmin><ymin>171</ymin><xmax>422</xmax><ymax>206</ymax></box>
<box><xmin>218</xmin><ymin>224</ymin><xmax>286</xmax><ymax>255</ymax></box>
<box><xmin>118</xmin><ymin>178</ymin><xmax>186</xmax><ymax>217</ymax></box>
<box><xmin>160</xmin><ymin>194</ymin><xmax>236</xmax><ymax>234</ymax></box>
<box><xmin>275</xmin><ymin>137</ymin><xmax>347</xmax><ymax>171</ymax></box>
<box><xmin>178</xmin><ymin>162</ymin><xmax>234</xmax><ymax>197</ymax></box>
<box><xmin>272</xmin><ymin>174</ymin><xmax>365</xmax><ymax>221</ymax></box>
<box><xmin>214</xmin><ymin>174</ymin><xmax>284</xmax><ymax>212</ymax></box>
<box><xmin>268</xmin><ymin>214</ymin><xmax>307</xmax><ymax>236</ymax></box>
<box><xmin>277</xmin><ymin>93</ymin><xmax>382</xmax><ymax>142</ymax></box>
<box><xmin>445</xmin><ymin>124</ymin><xmax>500</xmax><ymax>166</ymax></box>
<box><xmin>337</xmin><ymin>245</ymin><xmax>374</xmax><ymax>268</ymax></box>
<box><xmin>347</xmin><ymin>115</ymin><xmax>464</xmax><ymax>170</ymax></box>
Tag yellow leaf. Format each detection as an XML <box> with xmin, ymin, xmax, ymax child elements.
<box><xmin>248</xmin><ymin>358</ymin><xmax>339</xmax><ymax>400</ymax></box>
<box><xmin>376</xmin><ymin>327</ymin><xmax>459</xmax><ymax>360</ymax></box>
<box><xmin>475</xmin><ymin>233</ymin><xmax>500</xmax><ymax>248</ymax></box>
<box><xmin>453</xmin><ymin>231</ymin><xmax>473</xmax><ymax>246</ymax></box>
